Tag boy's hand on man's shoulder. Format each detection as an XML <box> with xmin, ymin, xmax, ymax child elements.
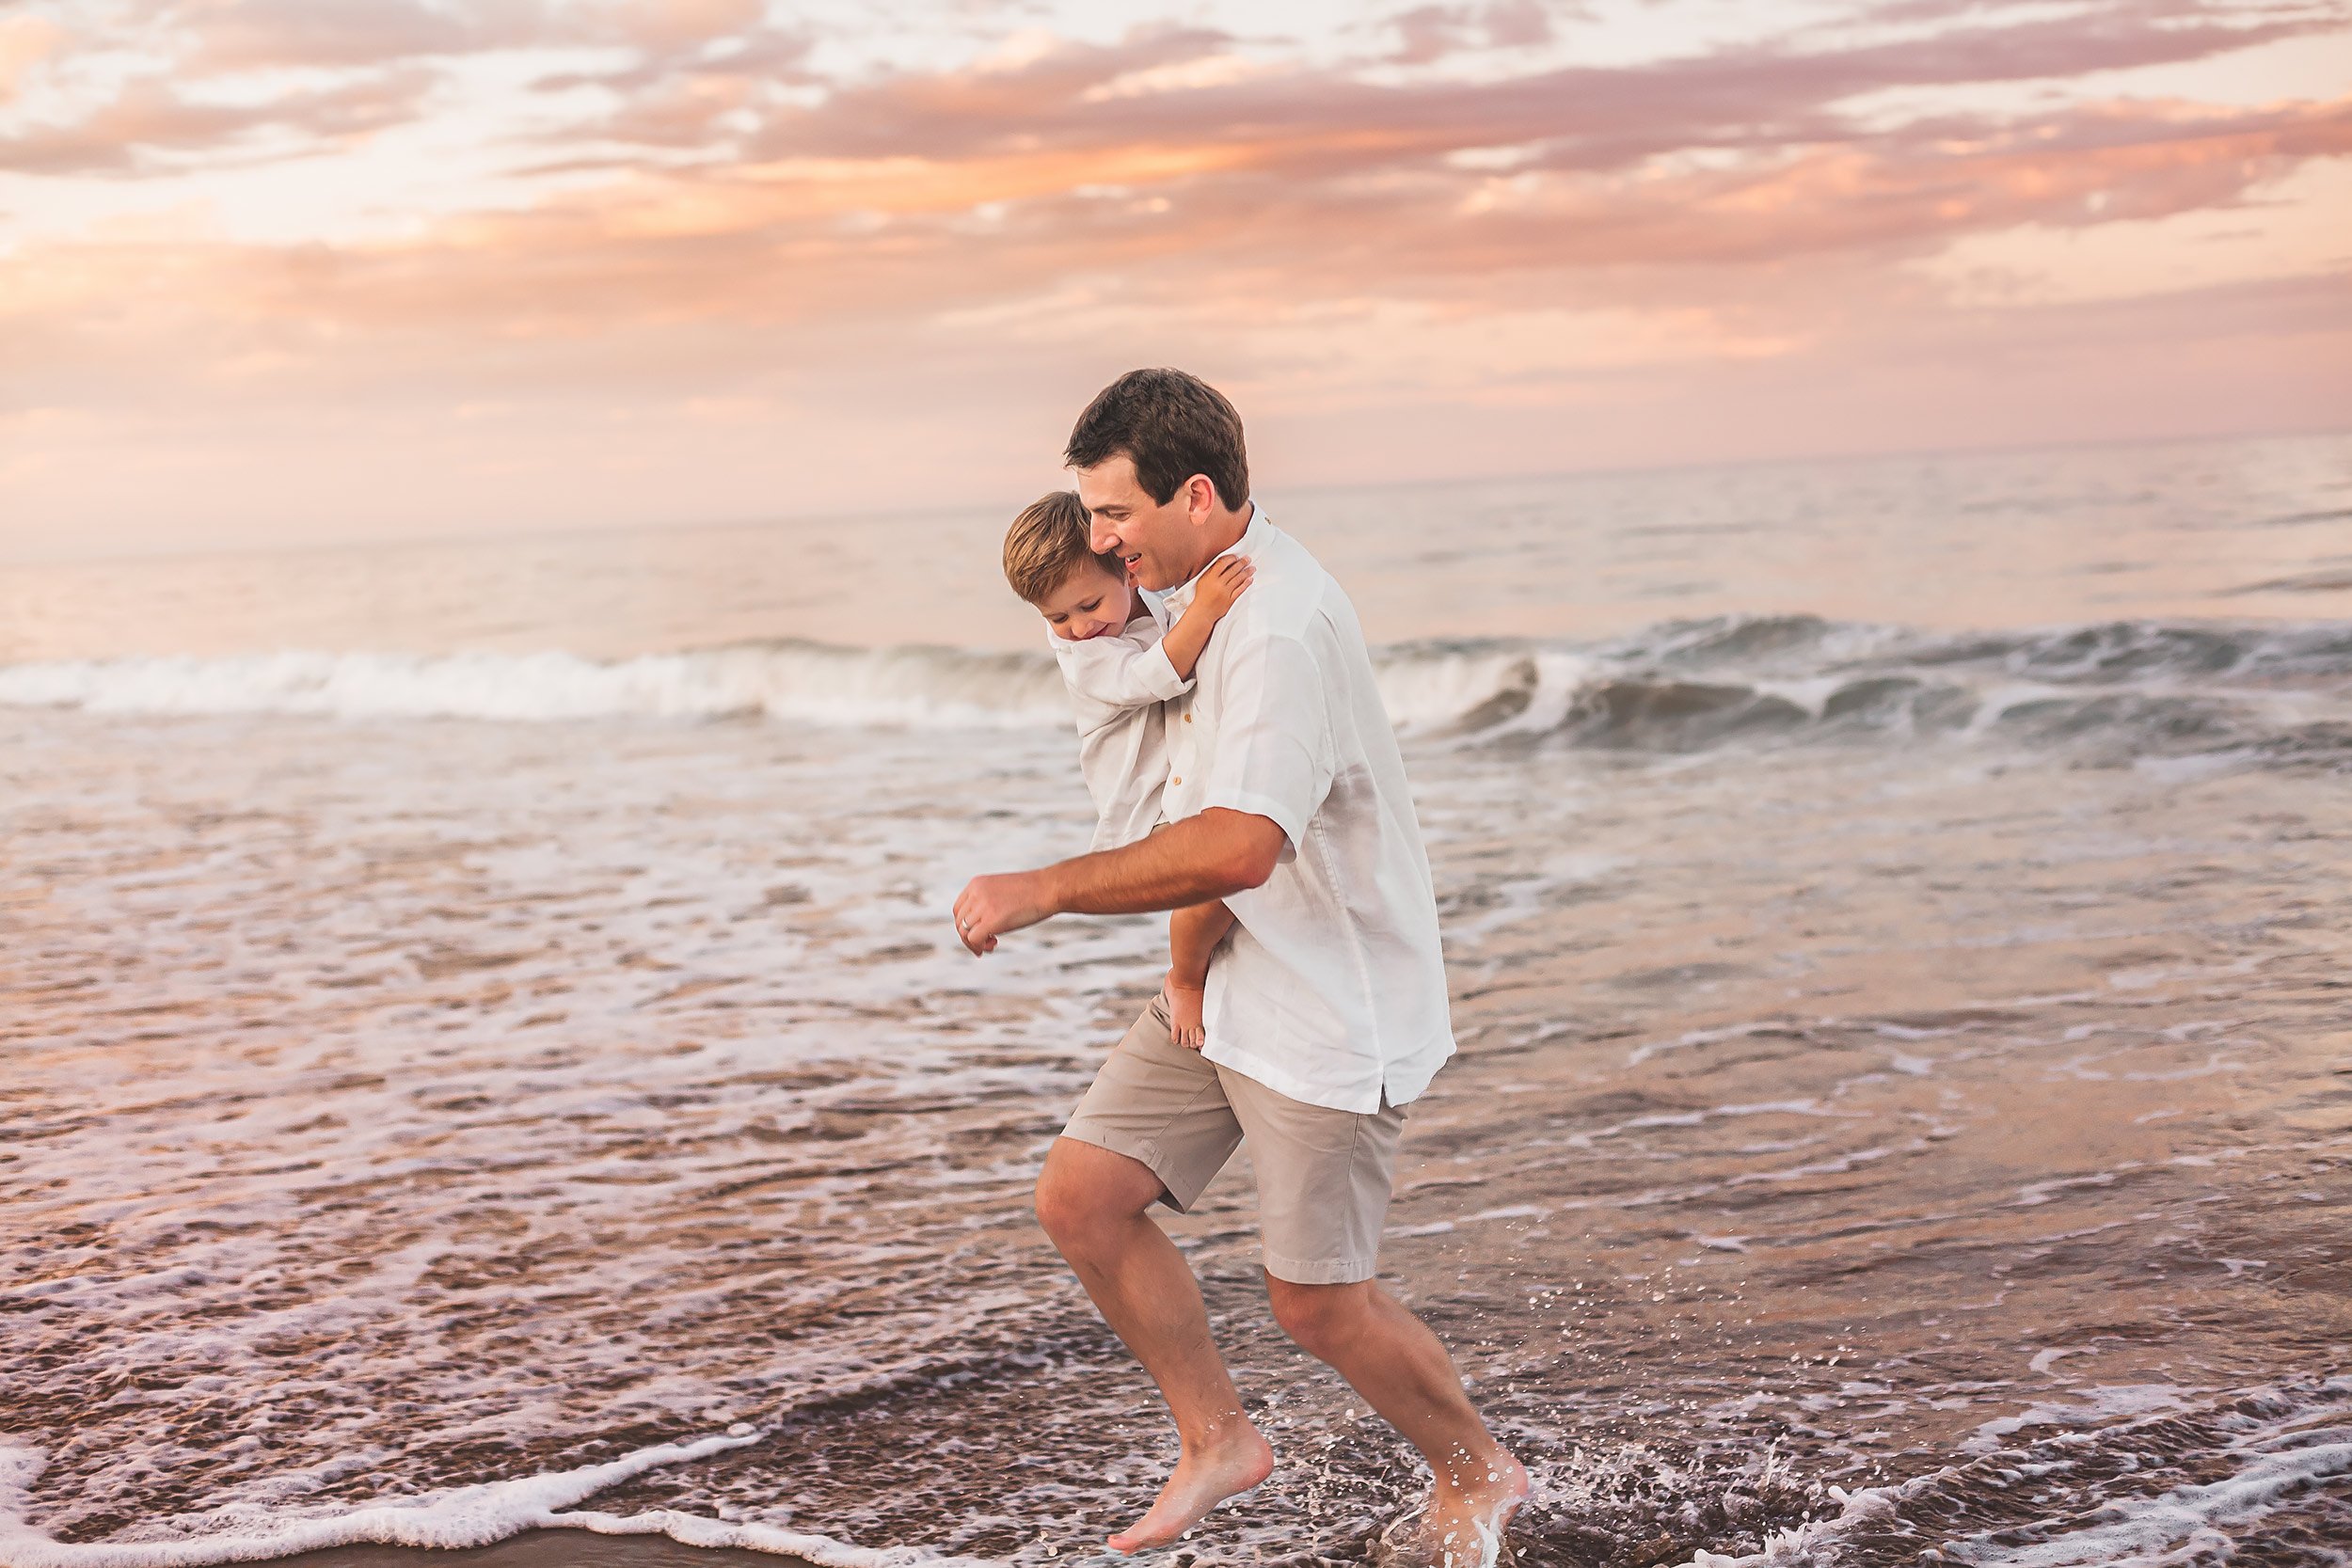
<box><xmin>1193</xmin><ymin>555</ymin><xmax>1253</xmax><ymax>617</ymax></box>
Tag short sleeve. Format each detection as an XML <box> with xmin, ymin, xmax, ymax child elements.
<box><xmin>1199</xmin><ymin>633</ymin><xmax>1332</xmax><ymax>857</ymax></box>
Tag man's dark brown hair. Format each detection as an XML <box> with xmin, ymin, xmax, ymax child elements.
<box><xmin>1065</xmin><ymin>369</ymin><xmax>1250</xmax><ymax>512</ymax></box>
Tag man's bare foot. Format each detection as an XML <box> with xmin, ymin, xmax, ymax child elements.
<box><xmin>1384</xmin><ymin>1449</ymin><xmax>1533</xmax><ymax>1568</ymax></box>
<box><xmin>1105</xmin><ymin>1427</ymin><xmax>1275</xmax><ymax>1553</ymax></box>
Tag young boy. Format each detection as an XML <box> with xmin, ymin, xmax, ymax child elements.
<box><xmin>1002</xmin><ymin>490</ymin><xmax>1249</xmax><ymax>1049</ymax></box>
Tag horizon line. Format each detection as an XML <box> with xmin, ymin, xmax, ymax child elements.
<box><xmin>5</xmin><ymin>419</ymin><xmax>2346</xmax><ymax>573</ymax></box>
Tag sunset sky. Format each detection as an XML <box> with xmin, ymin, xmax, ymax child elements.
<box><xmin>2</xmin><ymin>0</ymin><xmax>2347</xmax><ymax>556</ymax></box>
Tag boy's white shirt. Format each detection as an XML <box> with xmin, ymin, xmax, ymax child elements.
<box><xmin>1048</xmin><ymin>610</ymin><xmax>1192</xmax><ymax>852</ymax></box>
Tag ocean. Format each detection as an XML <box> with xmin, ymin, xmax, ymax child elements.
<box><xmin>3</xmin><ymin>433</ymin><xmax>2348</xmax><ymax>1567</ymax></box>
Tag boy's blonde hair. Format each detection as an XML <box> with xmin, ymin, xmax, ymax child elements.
<box><xmin>1004</xmin><ymin>490</ymin><xmax>1124</xmax><ymax>605</ymax></box>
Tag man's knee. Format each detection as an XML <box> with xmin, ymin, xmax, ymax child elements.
<box><xmin>1266</xmin><ymin>1275</ymin><xmax>1374</xmax><ymax>1361</ymax></box>
<box><xmin>1031</xmin><ymin>1163</ymin><xmax>1091</xmax><ymax>1242</ymax></box>
<box><xmin>1034</xmin><ymin>1137</ymin><xmax>1159</xmax><ymax>1248</ymax></box>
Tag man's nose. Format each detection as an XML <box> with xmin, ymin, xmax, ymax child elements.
<box><xmin>1089</xmin><ymin>519</ymin><xmax>1120</xmax><ymax>555</ymax></box>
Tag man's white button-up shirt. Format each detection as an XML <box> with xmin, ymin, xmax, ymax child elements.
<box><xmin>1152</xmin><ymin>509</ymin><xmax>1456</xmax><ymax>1114</ymax></box>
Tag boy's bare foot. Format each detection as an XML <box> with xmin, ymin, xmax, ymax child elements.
<box><xmin>1105</xmin><ymin>1426</ymin><xmax>1275</xmax><ymax>1553</ymax></box>
<box><xmin>1165</xmin><ymin>973</ymin><xmax>1208</xmax><ymax>1051</ymax></box>
<box><xmin>1380</xmin><ymin>1449</ymin><xmax>1532</xmax><ymax>1567</ymax></box>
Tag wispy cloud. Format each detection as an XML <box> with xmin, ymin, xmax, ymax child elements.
<box><xmin>0</xmin><ymin>0</ymin><xmax>2345</xmax><ymax>550</ymax></box>
<box><xmin>4</xmin><ymin>64</ymin><xmax>440</xmax><ymax>174</ymax></box>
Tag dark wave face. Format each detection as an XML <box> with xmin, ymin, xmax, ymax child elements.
<box><xmin>1398</xmin><ymin>614</ymin><xmax>2352</xmax><ymax>767</ymax></box>
<box><xmin>1482</xmin><ymin>615</ymin><xmax>2352</xmax><ymax>766</ymax></box>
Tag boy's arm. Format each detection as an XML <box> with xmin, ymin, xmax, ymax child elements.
<box><xmin>1156</xmin><ymin>556</ymin><xmax>1253</xmax><ymax>682</ymax></box>
<box><xmin>1056</xmin><ymin>556</ymin><xmax>1254</xmax><ymax>710</ymax></box>
<box><xmin>1057</xmin><ymin>631</ymin><xmax>1193</xmax><ymax>711</ymax></box>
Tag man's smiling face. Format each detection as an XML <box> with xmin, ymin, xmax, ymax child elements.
<box><xmin>1075</xmin><ymin>453</ymin><xmax>1201</xmax><ymax>594</ymax></box>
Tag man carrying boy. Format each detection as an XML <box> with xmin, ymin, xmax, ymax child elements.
<box><xmin>953</xmin><ymin>370</ymin><xmax>1529</xmax><ymax>1565</ymax></box>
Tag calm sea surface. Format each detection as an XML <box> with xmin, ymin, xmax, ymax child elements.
<box><xmin>3</xmin><ymin>434</ymin><xmax>2348</xmax><ymax>1567</ymax></box>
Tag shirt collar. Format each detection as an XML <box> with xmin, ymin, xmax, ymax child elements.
<box><xmin>1152</xmin><ymin>503</ymin><xmax>1266</xmax><ymax>625</ymax></box>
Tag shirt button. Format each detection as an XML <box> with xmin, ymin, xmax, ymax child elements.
<box><xmin>1172</xmin><ymin>776</ymin><xmax>1183</xmax><ymax>785</ymax></box>
<box><xmin>1184</xmin><ymin>713</ymin><xmax>1192</xmax><ymax>723</ymax></box>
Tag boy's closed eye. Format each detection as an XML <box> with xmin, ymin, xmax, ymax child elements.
<box><xmin>1034</xmin><ymin>564</ymin><xmax>1135</xmax><ymax>641</ymax></box>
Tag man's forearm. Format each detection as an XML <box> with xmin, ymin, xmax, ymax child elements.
<box><xmin>952</xmin><ymin>808</ymin><xmax>1282</xmax><ymax>955</ymax></box>
<box><xmin>1043</xmin><ymin>812</ymin><xmax>1273</xmax><ymax>916</ymax></box>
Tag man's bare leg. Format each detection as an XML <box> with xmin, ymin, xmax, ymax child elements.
<box><xmin>1266</xmin><ymin>1276</ymin><xmax>1530</xmax><ymax>1566</ymax></box>
<box><xmin>1035</xmin><ymin>1137</ymin><xmax>1275</xmax><ymax>1551</ymax></box>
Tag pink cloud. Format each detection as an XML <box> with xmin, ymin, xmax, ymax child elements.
<box><xmin>1</xmin><ymin>0</ymin><xmax>807</xmax><ymax>174</ymax></box>
<box><xmin>1386</xmin><ymin>1</ymin><xmax>1564</xmax><ymax>66</ymax></box>
<box><xmin>1</xmin><ymin>66</ymin><xmax>438</xmax><ymax>175</ymax></box>
<box><xmin>679</xmin><ymin>3</ymin><xmax>2334</xmax><ymax>171</ymax></box>
<box><xmin>174</xmin><ymin>0</ymin><xmax>541</xmax><ymax>71</ymax></box>
<box><xmin>1</xmin><ymin>0</ymin><xmax>2346</xmax><ymax>546</ymax></box>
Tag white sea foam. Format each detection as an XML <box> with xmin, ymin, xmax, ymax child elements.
<box><xmin>0</xmin><ymin>646</ymin><xmax>1069</xmax><ymax>730</ymax></box>
<box><xmin>1959</xmin><ymin>1386</ymin><xmax>2202</xmax><ymax>1454</ymax></box>
<box><xmin>0</xmin><ymin>1433</ymin><xmax>983</xmax><ymax>1568</ymax></box>
<box><xmin>1677</xmin><ymin>1380</ymin><xmax>2352</xmax><ymax>1568</ymax></box>
<box><xmin>1942</xmin><ymin>1438</ymin><xmax>2352</xmax><ymax>1565</ymax></box>
<box><xmin>0</xmin><ymin>642</ymin><xmax>1547</xmax><ymax>733</ymax></box>
<box><xmin>1370</xmin><ymin>646</ymin><xmax>1547</xmax><ymax>732</ymax></box>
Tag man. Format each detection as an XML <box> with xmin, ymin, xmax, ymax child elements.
<box><xmin>952</xmin><ymin>369</ymin><xmax>1529</xmax><ymax>1565</ymax></box>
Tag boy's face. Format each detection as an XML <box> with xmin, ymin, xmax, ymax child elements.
<box><xmin>1035</xmin><ymin>564</ymin><xmax>1134</xmax><ymax>642</ymax></box>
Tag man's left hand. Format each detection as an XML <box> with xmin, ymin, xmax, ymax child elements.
<box><xmin>952</xmin><ymin>871</ymin><xmax>1055</xmax><ymax>955</ymax></box>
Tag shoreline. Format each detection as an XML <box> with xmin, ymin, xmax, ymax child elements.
<box><xmin>277</xmin><ymin>1531</ymin><xmax>818</xmax><ymax>1568</ymax></box>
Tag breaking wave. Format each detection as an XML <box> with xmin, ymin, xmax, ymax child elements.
<box><xmin>0</xmin><ymin>641</ymin><xmax>1073</xmax><ymax>731</ymax></box>
<box><xmin>3</xmin><ymin>617</ymin><xmax>2346</xmax><ymax>763</ymax></box>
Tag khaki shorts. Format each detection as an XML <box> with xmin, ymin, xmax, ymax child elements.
<box><xmin>1060</xmin><ymin>992</ymin><xmax>1406</xmax><ymax>1285</ymax></box>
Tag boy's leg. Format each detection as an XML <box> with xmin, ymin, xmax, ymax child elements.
<box><xmin>1165</xmin><ymin>900</ymin><xmax>1236</xmax><ymax>1048</ymax></box>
